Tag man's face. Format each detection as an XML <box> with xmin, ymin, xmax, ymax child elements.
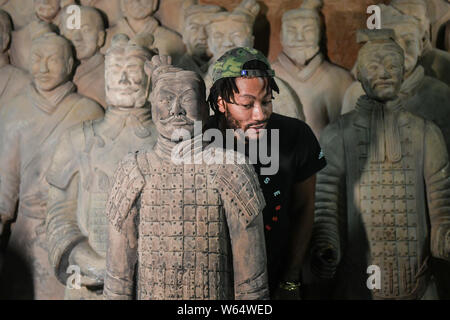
<box><xmin>391</xmin><ymin>23</ymin><xmax>422</xmax><ymax>76</ymax></box>
<box><xmin>31</xmin><ymin>41</ymin><xmax>72</xmax><ymax>91</ymax></box>
<box><xmin>207</xmin><ymin>18</ymin><xmax>254</xmax><ymax>61</ymax></box>
<box><xmin>358</xmin><ymin>49</ymin><xmax>404</xmax><ymax>101</ymax></box>
<box><xmin>183</xmin><ymin>12</ymin><xmax>213</xmax><ymax>59</ymax></box>
<box><xmin>105</xmin><ymin>53</ymin><xmax>149</xmax><ymax>108</ymax></box>
<box><xmin>218</xmin><ymin>77</ymin><xmax>272</xmax><ymax>141</ymax></box>
<box><xmin>151</xmin><ymin>77</ymin><xmax>207</xmax><ymax>141</ymax></box>
<box><xmin>62</xmin><ymin>10</ymin><xmax>104</xmax><ymax>61</ymax></box>
<box><xmin>34</xmin><ymin>0</ymin><xmax>60</xmax><ymax>22</ymax></box>
<box><xmin>282</xmin><ymin>17</ymin><xmax>320</xmax><ymax>66</ymax></box>
<box><xmin>121</xmin><ymin>0</ymin><xmax>155</xmax><ymax>20</ymax></box>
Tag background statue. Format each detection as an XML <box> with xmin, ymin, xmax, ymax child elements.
<box><xmin>272</xmin><ymin>0</ymin><xmax>353</xmax><ymax>139</ymax></box>
<box><xmin>177</xmin><ymin>0</ymin><xmax>224</xmax><ymax>77</ymax></box>
<box><xmin>102</xmin><ymin>0</ymin><xmax>185</xmax><ymax>64</ymax></box>
<box><xmin>0</xmin><ymin>10</ymin><xmax>30</xmax><ymax>108</ymax></box>
<box><xmin>342</xmin><ymin>5</ymin><xmax>450</xmax><ymax>152</ymax></box>
<box><xmin>0</xmin><ymin>0</ymin><xmax>34</xmax><ymax>30</ymax></box>
<box><xmin>9</xmin><ymin>0</ymin><xmax>75</xmax><ymax>72</ymax></box>
<box><xmin>46</xmin><ymin>33</ymin><xmax>157</xmax><ymax>300</ymax></box>
<box><xmin>103</xmin><ymin>55</ymin><xmax>269</xmax><ymax>300</ymax></box>
<box><xmin>0</xmin><ymin>32</ymin><xmax>103</xmax><ymax>299</ymax></box>
<box><xmin>80</xmin><ymin>0</ymin><xmax>122</xmax><ymax>27</ymax></box>
<box><xmin>391</xmin><ymin>0</ymin><xmax>450</xmax><ymax>85</ymax></box>
<box><xmin>205</xmin><ymin>0</ymin><xmax>305</xmax><ymax>121</ymax></box>
<box><xmin>61</xmin><ymin>5</ymin><xmax>107</xmax><ymax>108</ymax></box>
<box><xmin>312</xmin><ymin>29</ymin><xmax>450</xmax><ymax>300</ymax></box>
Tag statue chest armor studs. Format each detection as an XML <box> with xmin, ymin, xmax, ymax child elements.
<box><xmin>136</xmin><ymin>154</ymin><xmax>233</xmax><ymax>300</ymax></box>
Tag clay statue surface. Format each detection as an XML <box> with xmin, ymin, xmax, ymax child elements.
<box><xmin>341</xmin><ymin>5</ymin><xmax>450</xmax><ymax>152</ymax></box>
<box><xmin>0</xmin><ymin>32</ymin><xmax>104</xmax><ymax>299</ymax></box>
<box><xmin>0</xmin><ymin>10</ymin><xmax>30</xmax><ymax>108</ymax></box>
<box><xmin>428</xmin><ymin>0</ymin><xmax>450</xmax><ymax>48</ymax></box>
<box><xmin>103</xmin><ymin>55</ymin><xmax>269</xmax><ymax>300</ymax></box>
<box><xmin>391</xmin><ymin>0</ymin><xmax>450</xmax><ymax>85</ymax></box>
<box><xmin>272</xmin><ymin>0</ymin><xmax>353</xmax><ymax>138</ymax></box>
<box><xmin>46</xmin><ymin>34</ymin><xmax>157</xmax><ymax>300</ymax></box>
<box><xmin>9</xmin><ymin>0</ymin><xmax>75</xmax><ymax>72</ymax></box>
<box><xmin>0</xmin><ymin>0</ymin><xmax>35</xmax><ymax>30</ymax></box>
<box><xmin>61</xmin><ymin>6</ymin><xmax>107</xmax><ymax>108</ymax></box>
<box><xmin>205</xmin><ymin>0</ymin><xmax>305</xmax><ymax>121</ymax></box>
<box><xmin>80</xmin><ymin>0</ymin><xmax>122</xmax><ymax>27</ymax></box>
<box><xmin>102</xmin><ymin>0</ymin><xmax>185</xmax><ymax>63</ymax></box>
<box><xmin>176</xmin><ymin>0</ymin><xmax>224</xmax><ymax>77</ymax></box>
<box><xmin>311</xmin><ymin>29</ymin><xmax>450</xmax><ymax>300</ymax></box>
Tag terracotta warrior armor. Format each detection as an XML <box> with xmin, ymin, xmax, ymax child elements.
<box><xmin>46</xmin><ymin>34</ymin><xmax>157</xmax><ymax>299</ymax></box>
<box><xmin>103</xmin><ymin>56</ymin><xmax>269</xmax><ymax>300</ymax></box>
<box><xmin>311</xmin><ymin>29</ymin><xmax>450</xmax><ymax>300</ymax></box>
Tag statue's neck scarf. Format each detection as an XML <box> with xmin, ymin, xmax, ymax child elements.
<box><xmin>101</xmin><ymin>105</ymin><xmax>152</xmax><ymax>140</ymax></box>
<box><xmin>356</xmin><ymin>95</ymin><xmax>403</xmax><ymax>164</ymax></box>
<box><xmin>278</xmin><ymin>51</ymin><xmax>323</xmax><ymax>82</ymax></box>
<box><xmin>399</xmin><ymin>65</ymin><xmax>425</xmax><ymax>99</ymax></box>
<box><xmin>29</xmin><ymin>81</ymin><xmax>75</xmax><ymax>114</ymax></box>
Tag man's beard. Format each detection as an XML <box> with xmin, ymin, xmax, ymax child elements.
<box><xmin>223</xmin><ymin>109</ymin><xmax>268</xmax><ymax>142</ymax></box>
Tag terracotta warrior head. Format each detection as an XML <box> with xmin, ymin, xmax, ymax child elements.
<box><xmin>182</xmin><ymin>0</ymin><xmax>223</xmax><ymax>60</ymax></box>
<box><xmin>146</xmin><ymin>55</ymin><xmax>208</xmax><ymax>142</ymax></box>
<box><xmin>33</xmin><ymin>0</ymin><xmax>74</xmax><ymax>23</ymax></box>
<box><xmin>281</xmin><ymin>0</ymin><xmax>323</xmax><ymax>66</ymax></box>
<box><xmin>105</xmin><ymin>33</ymin><xmax>155</xmax><ymax>108</ymax></box>
<box><xmin>0</xmin><ymin>9</ymin><xmax>11</xmax><ymax>56</ymax></box>
<box><xmin>120</xmin><ymin>0</ymin><xmax>158</xmax><ymax>20</ymax></box>
<box><xmin>356</xmin><ymin>29</ymin><xmax>405</xmax><ymax>102</ymax></box>
<box><xmin>30</xmin><ymin>32</ymin><xmax>74</xmax><ymax>92</ymax></box>
<box><xmin>380</xmin><ymin>4</ymin><xmax>422</xmax><ymax>78</ymax></box>
<box><xmin>390</xmin><ymin>0</ymin><xmax>431</xmax><ymax>50</ymax></box>
<box><xmin>60</xmin><ymin>6</ymin><xmax>105</xmax><ymax>61</ymax></box>
<box><xmin>206</xmin><ymin>0</ymin><xmax>259</xmax><ymax>61</ymax></box>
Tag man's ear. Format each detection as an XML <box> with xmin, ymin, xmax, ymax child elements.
<box><xmin>217</xmin><ymin>96</ymin><xmax>227</xmax><ymax>113</ymax></box>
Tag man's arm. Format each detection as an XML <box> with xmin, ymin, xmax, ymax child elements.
<box><xmin>281</xmin><ymin>175</ymin><xmax>316</xmax><ymax>284</ymax></box>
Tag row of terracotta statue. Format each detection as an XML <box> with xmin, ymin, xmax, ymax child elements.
<box><xmin>0</xmin><ymin>0</ymin><xmax>448</xmax><ymax>300</ymax></box>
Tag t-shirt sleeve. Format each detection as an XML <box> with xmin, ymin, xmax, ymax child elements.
<box><xmin>294</xmin><ymin>122</ymin><xmax>327</xmax><ymax>182</ymax></box>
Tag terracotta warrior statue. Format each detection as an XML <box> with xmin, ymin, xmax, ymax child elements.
<box><xmin>102</xmin><ymin>0</ymin><xmax>185</xmax><ymax>63</ymax></box>
<box><xmin>46</xmin><ymin>34</ymin><xmax>157</xmax><ymax>300</ymax></box>
<box><xmin>0</xmin><ymin>32</ymin><xmax>104</xmax><ymax>299</ymax></box>
<box><xmin>272</xmin><ymin>0</ymin><xmax>353</xmax><ymax>138</ymax></box>
<box><xmin>311</xmin><ymin>29</ymin><xmax>450</xmax><ymax>300</ymax></box>
<box><xmin>205</xmin><ymin>0</ymin><xmax>305</xmax><ymax>120</ymax></box>
<box><xmin>428</xmin><ymin>0</ymin><xmax>450</xmax><ymax>49</ymax></box>
<box><xmin>103</xmin><ymin>55</ymin><xmax>269</xmax><ymax>300</ymax></box>
<box><xmin>0</xmin><ymin>10</ymin><xmax>30</xmax><ymax>108</ymax></box>
<box><xmin>9</xmin><ymin>0</ymin><xmax>75</xmax><ymax>72</ymax></box>
<box><xmin>80</xmin><ymin>0</ymin><xmax>122</xmax><ymax>27</ymax></box>
<box><xmin>341</xmin><ymin>5</ymin><xmax>450</xmax><ymax>152</ymax></box>
<box><xmin>176</xmin><ymin>0</ymin><xmax>224</xmax><ymax>77</ymax></box>
<box><xmin>61</xmin><ymin>5</ymin><xmax>107</xmax><ymax>108</ymax></box>
<box><xmin>0</xmin><ymin>0</ymin><xmax>35</xmax><ymax>30</ymax></box>
<box><xmin>391</xmin><ymin>0</ymin><xmax>450</xmax><ymax>85</ymax></box>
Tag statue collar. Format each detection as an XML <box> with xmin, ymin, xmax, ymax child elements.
<box><xmin>356</xmin><ymin>95</ymin><xmax>404</xmax><ymax>164</ymax></box>
<box><xmin>74</xmin><ymin>53</ymin><xmax>104</xmax><ymax>82</ymax></box>
<box><xmin>399</xmin><ymin>65</ymin><xmax>425</xmax><ymax>98</ymax></box>
<box><xmin>100</xmin><ymin>105</ymin><xmax>153</xmax><ymax>141</ymax></box>
<box><xmin>120</xmin><ymin>16</ymin><xmax>159</xmax><ymax>37</ymax></box>
<box><xmin>278</xmin><ymin>51</ymin><xmax>324</xmax><ymax>82</ymax></box>
<box><xmin>28</xmin><ymin>81</ymin><xmax>75</xmax><ymax>114</ymax></box>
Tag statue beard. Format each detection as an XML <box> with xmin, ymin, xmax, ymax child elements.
<box><xmin>284</xmin><ymin>45</ymin><xmax>320</xmax><ymax>67</ymax></box>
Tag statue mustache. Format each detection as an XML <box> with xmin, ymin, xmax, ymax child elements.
<box><xmin>159</xmin><ymin>115</ymin><xmax>194</xmax><ymax>125</ymax></box>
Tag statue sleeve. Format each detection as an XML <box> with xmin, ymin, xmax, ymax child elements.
<box><xmin>215</xmin><ymin>162</ymin><xmax>269</xmax><ymax>300</ymax></box>
<box><xmin>103</xmin><ymin>152</ymin><xmax>144</xmax><ymax>300</ymax></box>
<box><xmin>45</xmin><ymin>131</ymin><xmax>84</xmax><ymax>283</ymax></box>
<box><xmin>0</xmin><ymin>115</ymin><xmax>21</xmax><ymax>225</ymax></box>
<box><xmin>310</xmin><ymin>122</ymin><xmax>346</xmax><ymax>279</ymax></box>
<box><xmin>424</xmin><ymin>121</ymin><xmax>450</xmax><ymax>262</ymax></box>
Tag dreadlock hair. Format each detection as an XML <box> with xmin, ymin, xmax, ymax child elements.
<box><xmin>207</xmin><ymin>60</ymin><xmax>280</xmax><ymax>117</ymax></box>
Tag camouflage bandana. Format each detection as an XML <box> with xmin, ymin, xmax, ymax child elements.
<box><xmin>212</xmin><ymin>47</ymin><xmax>275</xmax><ymax>83</ymax></box>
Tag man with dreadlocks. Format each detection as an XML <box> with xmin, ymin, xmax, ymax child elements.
<box><xmin>205</xmin><ymin>47</ymin><xmax>327</xmax><ymax>299</ymax></box>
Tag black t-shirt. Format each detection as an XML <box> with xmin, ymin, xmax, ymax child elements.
<box><xmin>205</xmin><ymin>113</ymin><xmax>327</xmax><ymax>292</ymax></box>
